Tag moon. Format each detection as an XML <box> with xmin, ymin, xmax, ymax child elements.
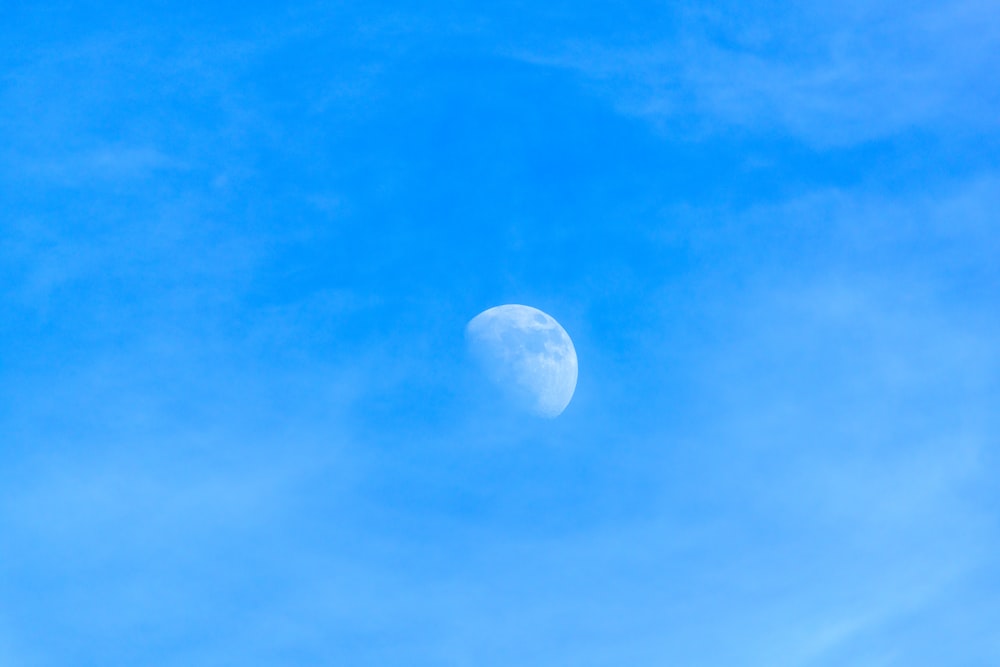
<box><xmin>465</xmin><ymin>304</ymin><xmax>578</xmax><ymax>418</ymax></box>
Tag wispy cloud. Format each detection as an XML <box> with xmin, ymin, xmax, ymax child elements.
<box><xmin>16</xmin><ymin>145</ymin><xmax>185</xmax><ymax>185</ymax></box>
<box><xmin>513</xmin><ymin>0</ymin><xmax>1000</xmax><ymax>146</ymax></box>
<box><xmin>636</xmin><ymin>173</ymin><xmax>1000</xmax><ymax>662</ymax></box>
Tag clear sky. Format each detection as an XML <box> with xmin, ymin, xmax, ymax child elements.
<box><xmin>2</xmin><ymin>2</ymin><xmax>999</xmax><ymax>665</ymax></box>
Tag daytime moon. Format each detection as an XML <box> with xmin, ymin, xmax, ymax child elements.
<box><xmin>466</xmin><ymin>304</ymin><xmax>578</xmax><ymax>418</ymax></box>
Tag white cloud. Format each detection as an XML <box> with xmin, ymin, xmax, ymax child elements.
<box><xmin>513</xmin><ymin>0</ymin><xmax>1000</xmax><ymax>146</ymax></box>
<box><xmin>18</xmin><ymin>145</ymin><xmax>185</xmax><ymax>184</ymax></box>
<box><xmin>621</xmin><ymin>172</ymin><xmax>1000</xmax><ymax>661</ymax></box>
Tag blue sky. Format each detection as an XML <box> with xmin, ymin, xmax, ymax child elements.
<box><xmin>2</xmin><ymin>1</ymin><xmax>999</xmax><ymax>664</ymax></box>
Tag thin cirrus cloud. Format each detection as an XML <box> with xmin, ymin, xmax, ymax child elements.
<box><xmin>15</xmin><ymin>145</ymin><xmax>185</xmax><ymax>186</ymax></box>
<box><xmin>626</xmin><ymin>172</ymin><xmax>1000</xmax><ymax>662</ymax></box>
<box><xmin>513</xmin><ymin>0</ymin><xmax>1000</xmax><ymax>146</ymax></box>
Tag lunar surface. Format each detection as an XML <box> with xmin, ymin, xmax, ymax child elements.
<box><xmin>465</xmin><ymin>304</ymin><xmax>578</xmax><ymax>418</ymax></box>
